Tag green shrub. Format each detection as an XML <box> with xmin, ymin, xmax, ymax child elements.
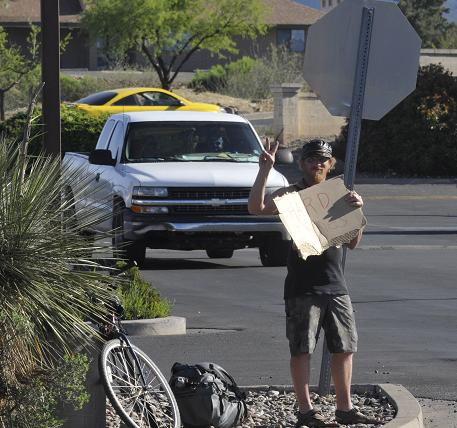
<box><xmin>0</xmin><ymin>105</ymin><xmax>109</xmax><ymax>154</ymax></box>
<box><xmin>189</xmin><ymin>46</ymin><xmax>307</xmax><ymax>99</ymax></box>
<box><xmin>3</xmin><ymin>354</ymin><xmax>90</xmax><ymax>428</ymax></box>
<box><xmin>189</xmin><ymin>65</ymin><xmax>227</xmax><ymax>92</ymax></box>
<box><xmin>226</xmin><ymin>56</ymin><xmax>257</xmax><ymax>75</ymax></box>
<box><xmin>225</xmin><ymin>47</ymin><xmax>307</xmax><ymax>99</ymax></box>
<box><xmin>116</xmin><ymin>263</ymin><xmax>172</xmax><ymax>320</ymax></box>
<box><xmin>60</xmin><ymin>74</ymin><xmax>101</xmax><ymax>102</ymax></box>
<box><xmin>335</xmin><ymin>64</ymin><xmax>457</xmax><ymax>177</ymax></box>
<box><xmin>60</xmin><ymin>105</ymin><xmax>110</xmax><ymax>153</ymax></box>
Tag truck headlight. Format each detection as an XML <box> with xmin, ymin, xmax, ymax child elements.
<box><xmin>132</xmin><ymin>186</ymin><xmax>168</xmax><ymax>197</ymax></box>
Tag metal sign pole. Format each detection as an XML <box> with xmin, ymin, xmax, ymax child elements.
<box><xmin>318</xmin><ymin>6</ymin><xmax>375</xmax><ymax>396</ymax></box>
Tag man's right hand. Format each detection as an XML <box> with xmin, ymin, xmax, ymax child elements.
<box><xmin>260</xmin><ymin>137</ymin><xmax>279</xmax><ymax>170</ymax></box>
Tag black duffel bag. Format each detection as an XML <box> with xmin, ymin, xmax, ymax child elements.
<box><xmin>169</xmin><ymin>362</ymin><xmax>248</xmax><ymax>428</ymax></box>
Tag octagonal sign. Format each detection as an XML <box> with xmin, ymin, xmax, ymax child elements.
<box><xmin>303</xmin><ymin>0</ymin><xmax>421</xmax><ymax>120</ymax></box>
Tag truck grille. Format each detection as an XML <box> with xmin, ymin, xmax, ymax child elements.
<box><xmin>168</xmin><ymin>187</ymin><xmax>251</xmax><ymax>200</ymax></box>
<box><xmin>169</xmin><ymin>187</ymin><xmax>249</xmax><ymax>215</ymax></box>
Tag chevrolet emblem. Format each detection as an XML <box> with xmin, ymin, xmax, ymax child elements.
<box><xmin>210</xmin><ymin>199</ymin><xmax>225</xmax><ymax>207</ymax></box>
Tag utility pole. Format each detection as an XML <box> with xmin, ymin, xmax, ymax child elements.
<box><xmin>40</xmin><ymin>0</ymin><xmax>61</xmax><ymax>156</ymax></box>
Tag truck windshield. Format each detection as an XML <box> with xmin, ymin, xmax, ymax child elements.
<box><xmin>123</xmin><ymin>121</ymin><xmax>262</xmax><ymax>163</ymax></box>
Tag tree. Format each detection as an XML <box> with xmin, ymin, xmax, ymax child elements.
<box><xmin>335</xmin><ymin>64</ymin><xmax>457</xmax><ymax>177</ymax></box>
<box><xmin>0</xmin><ymin>25</ymin><xmax>40</xmax><ymax>121</ymax></box>
<box><xmin>81</xmin><ymin>0</ymin><xmax>267</xmax><ymax>89</ymax></box>
<box><xmin>438</xmin><ymin>22</ymin><xmax>457</xmax><ymax>48</ymax></box>
<box><xmin>399</xmin><ymin>0</ymin><xmax>450</xmax><ymax>48</ymax></box>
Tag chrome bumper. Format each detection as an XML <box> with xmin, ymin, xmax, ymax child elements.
<box><xmin>124</xmin><ymin>219</ymin><xmax>288</xmax><ymax>240</ymax></box>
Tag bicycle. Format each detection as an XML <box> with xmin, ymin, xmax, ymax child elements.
<box><xmin>96</xmin><ymin>297</ymin><xmax>181</xmax><ymax>428</ymax></box>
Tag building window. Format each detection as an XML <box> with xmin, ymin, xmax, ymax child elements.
<box><xmin>277</xmin><ymin>29</ymin><xmax>305</xmax><ymax>52</ymax></box>
<box><xmin>322</xmin><ymin>0</ymin><xmax>326</xmax><ymax>7</ymax></box>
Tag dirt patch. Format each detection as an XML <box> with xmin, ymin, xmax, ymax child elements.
<box><xmin>173</xmin><ymin>87</ymin><xmax>273</xmax><ymax>114</ymax></box>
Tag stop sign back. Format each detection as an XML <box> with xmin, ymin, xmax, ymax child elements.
<box><xmin>304</xmin><ymin>0</ymin><xmax>421</xmax><ymax>120</ymax></box>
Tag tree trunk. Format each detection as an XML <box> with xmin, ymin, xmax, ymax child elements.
<box><xmin>159</xmin><ymin>69</ymin><xmax>172</xmax><ymax>90</ymax></box>
<box><xmin>161</xmin><ymin>79</ymin><xmax>171</xmax><ymax>91</ymax></box>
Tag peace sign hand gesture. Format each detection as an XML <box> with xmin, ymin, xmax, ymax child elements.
<box><xmin>259</xmin><ymin>137</ymin><xmax>279</xmax><ymax>170</ymax></box>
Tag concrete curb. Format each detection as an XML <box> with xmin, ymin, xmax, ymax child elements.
<box><xmin>378</xmin><ymin>384</ymin><xmax>424</xmax><ymax>428</ymax></box>
<box><xmin>123</xmin><ymin>316</ymin><xmax>186</xmax><ymax>336</ymax></box>
<box><xmin>239</xmin><ymin>384</ymin><xmax>423</xmax><ymax>428</ymax></box>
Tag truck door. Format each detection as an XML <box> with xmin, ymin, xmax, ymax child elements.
<box><xmin>94</xmin><ymin>120</ymin><xmax>125</xmax><ymax>229</ymax></box>
<box><xmin>83</xmin><ymin>119</ymin><xmax>115</xmax><ymax>225</ymax></box>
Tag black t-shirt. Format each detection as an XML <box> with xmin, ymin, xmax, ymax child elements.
<box><xmin>284</xmin><ymin>246</ymin><xmax>347</xmax><ymax>298</ymax></box>
<box><xmin>283</xmin><ymin>180</ymin><xmax>348</xmax><ymax>299</ymax></box>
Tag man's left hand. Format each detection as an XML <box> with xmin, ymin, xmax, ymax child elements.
<box><xmin>346</xmin><ymin>191</ymin><xmax>363</xmax><ymax>208</ymax></box>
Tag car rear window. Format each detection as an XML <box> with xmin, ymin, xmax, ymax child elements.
<box><xmin>76</xmin><ymin>91</ymin><xmax>117</xmax><ymax>105</ymax></box>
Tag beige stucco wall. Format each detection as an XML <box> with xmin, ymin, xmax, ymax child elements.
<box><xmin>420</xmin><ymin>49</ymin><xmax>457</xmax><ymax>75</ymax></box>
<box><xmin>271</xmin><ymin>84</ymin><xmax>345</xmax><ymax>145</ymax></box>
<box><xmin>297</xmin><ymin>92</ymin><xmax>346</xmax><ymax>140</ymax></box>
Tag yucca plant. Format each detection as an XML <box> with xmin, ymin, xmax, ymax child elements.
<box><xmin>0</xmin><ymin>135</ymin><xmax>120</xmax><ymax>424</ymax></box>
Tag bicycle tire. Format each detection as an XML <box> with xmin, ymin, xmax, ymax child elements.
<box><xmin>100</xmin><ymin>339</ymin><xmax>181</xmax><ymax>428</ymax></box>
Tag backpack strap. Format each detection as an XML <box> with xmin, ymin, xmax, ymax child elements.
<box><xmin>196</xmin><ymin>362</ymin><xmax>237</xmax><ymax>387</ymax></box>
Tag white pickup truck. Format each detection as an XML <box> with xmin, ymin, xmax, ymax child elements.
<box><xmin>63</xmin><ymin>111</ymin><xmax>292</xmax><ymax>266</ymax></box>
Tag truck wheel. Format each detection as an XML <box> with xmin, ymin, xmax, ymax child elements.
<box><xmin>124</xmin><ymin>242</ymin><xmax>146</xmax><ymax>267</ymax></box>
<box><xmin>113</xmin><ymin>203</ymin><xmax>146</xmax><ymax>266</ymax></box>
<box><xmin>259</xmin><ymin>239</ymin><xmax>290</xmax><ymax>267</ymax></box>
<box><xmin>206</xmin><ymin>249</ymin><xmax>234</xmax><ymax>259</ymax></box>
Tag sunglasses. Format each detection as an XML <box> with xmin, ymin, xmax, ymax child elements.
<box><xmin>303</xmin><ymin>155</ymin><xmax>331</xmax><ymax>164</ymax></box>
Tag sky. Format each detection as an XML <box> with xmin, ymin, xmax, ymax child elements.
<box><xmin>293</xmin><ymin>0</ymin><xmax>457</xmax><ymax>22</ymax></box>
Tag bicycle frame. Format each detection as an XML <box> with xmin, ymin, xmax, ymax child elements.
<box><xmin>109</xmin><ymin>328</ymin><xmax>150</xmax><ymax>388</ymax></box>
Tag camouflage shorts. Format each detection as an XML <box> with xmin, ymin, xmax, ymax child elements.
<box><xmin>285</xmin><ymin>294</ymin><xmax>358</xmax><ymax>356</ymax></box>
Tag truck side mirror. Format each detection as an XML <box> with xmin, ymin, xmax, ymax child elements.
<box><xmin>89</xmin><ymin>149</ymin><xmax>116</xmax><ymax>166</ymax></box>
<box><xmin>276</xmin><ymin>149</ymin><xmax>294</xmax><ymax>164</ymax></box>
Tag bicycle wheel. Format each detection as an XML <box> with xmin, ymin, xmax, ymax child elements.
<box><xmin>100</xmin><ymin>339</ymin><xmax>180</xmax><ymax>428</ymax></box>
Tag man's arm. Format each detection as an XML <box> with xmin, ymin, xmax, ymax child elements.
<box><xmin>345</xmin><ymin>190</ymin><xmax>364</xmax><ymax>250</ymax></box>
<box><xmin>248</xmin><ymin>139</ymin><xmax>281</xmax><ymax>215</ymax></box>
<box><xmin>347</xmin><ymin>228</ymin><xmax>364</xmax><ymax>249</ymax></box>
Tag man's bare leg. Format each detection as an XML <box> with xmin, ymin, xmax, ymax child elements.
<box><xmin>332</xmin><ymin>352</ymin><xmax>381</xmax><ymax>424</ymax></box>
<box><xmin>331</xmin><ymin>352</ymin><xmax>353</xmax><ymax>411</ymax></box>
<box><xmin>290</xmin><ymin>353</ymin><xmax>313</xmax><ymax>412</ymax></box>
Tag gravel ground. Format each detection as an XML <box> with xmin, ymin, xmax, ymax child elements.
<box><xmin>106</xmin><ymin>389</ymin><xmax>395</xmax><ymax>428</ymax></box>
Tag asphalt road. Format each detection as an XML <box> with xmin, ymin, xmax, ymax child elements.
<box><xmin>132</xmin><ymin>181</ymin><xmax>457</xmax><ymax>425</ymax></box>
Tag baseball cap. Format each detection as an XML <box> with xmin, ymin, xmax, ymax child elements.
<box><xmin>301</xmin><ymin>139</ymin><xmax>333</xmax><ymax>159</ymax></box>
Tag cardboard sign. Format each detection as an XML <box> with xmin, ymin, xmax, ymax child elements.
<box><xmin>273</xmin><ymin>176</ymin><xmax>367</xmax><ymax>259</ymax></box>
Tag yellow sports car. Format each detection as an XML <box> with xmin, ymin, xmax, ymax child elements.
<box><xmin>69</xmin><ymin>87</ymin><xmax>225</xmax><ymax>115</ymax></box>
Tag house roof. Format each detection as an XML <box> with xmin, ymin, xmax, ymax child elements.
<box><xmin>0</xmin><ymin>0</ymin><xmax>323</xmax><ymax>27</ymax></box>
<box><xmin>0</xmin><ymin>0</ymin><xmax>84</xmax><ymax>25</ymax></box>
<box><xmin>262</xmin><ymin>0</ymin><xmax>325</xmax><ymax>26</ymax></box>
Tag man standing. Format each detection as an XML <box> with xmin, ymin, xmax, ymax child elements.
<box><xmin>248</xmin><ymin>139</ymin><xmax>378</xmax><ymax>427</ymax></box>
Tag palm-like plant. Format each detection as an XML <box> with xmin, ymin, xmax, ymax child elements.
<box><xmin>0</xmin><ymin>136</ymin><xmax>120</xmax><ymax>417</ymax></box>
